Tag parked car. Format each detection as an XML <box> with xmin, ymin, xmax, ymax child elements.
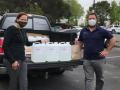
<box><xmin>107</xmin><ymin>25</ymin><xmax>120</xmax><ymax>34</ymax></box>
<box><xmin>100</xmin><ymin>26</ymin><xmax>107</xmax><ymax>29</ymax></box>
<box><xmin>51</xmin><ymin>26</ymin><xmax>62</xmax><ymax>32</ymax></box>
<box><xmin>0</xmin><ymin>13</ymin><xmax>83</xmax><ymax>75</ymax></box>
<box><xmin>59</xmin><ymin>28</ymin><xmax>81</xmax><ymax>39</ymax></box>
<box><xmin>72</xmin><ymin>26</ymin><xmax>82</xmax><ymax>30</ymax></box>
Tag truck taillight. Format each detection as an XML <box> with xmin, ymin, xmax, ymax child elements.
<box><xmin>0</xmin><ymin>38</ymin><xmax>4</xmax><ymax>55</ymax></box>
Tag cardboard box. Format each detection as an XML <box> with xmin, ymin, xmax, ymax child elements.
<box><xmin>25</xmin><ymin>46</ymin><xmax>32</xmax><ymax>55</ymax></box>
<box><xmin>71</xmin><ymin>45</ymin><xmax>81</xmax><ymax>60</ymax></box>
<box><xmin>27</xmin><ymin>33</ymin><xmax>50</xmax><ymax>43</ymax></box>
<box><xmin>27</xmin><ymin>33</ymin><xmax>49</xmax><ymax>38</ymax></box>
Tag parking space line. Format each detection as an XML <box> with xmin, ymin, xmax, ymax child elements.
<box><xmin>107</xmin><ymin>56</ymin><xmax>120</xmax><ymax>59</ymax></box>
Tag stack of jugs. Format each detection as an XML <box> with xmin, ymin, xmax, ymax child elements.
<box><xmin>31</xmin><ymin>42</ymin><xmax>71</xmax><ymax>63</ymax></box>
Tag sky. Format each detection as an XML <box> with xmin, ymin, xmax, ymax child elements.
<box><xmin>77</xmin><ymin>0</ymin><xmax>120</xmax><ymax>14</ymax></box>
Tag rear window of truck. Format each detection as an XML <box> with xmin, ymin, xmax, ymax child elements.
<box><xmin>2</xmin><ymin>16</ymin><xmax>49</xmax><ymax>30</ymax></box>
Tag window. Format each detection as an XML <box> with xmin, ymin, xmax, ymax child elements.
<box><xmin>2</xmin><ymin>16</ymin><xmax>32</xmax><ymax>29</ymax></box>
<box><xmin>2</xmin><ymin>16</ymin><xmax>50</xmax><ymax>31</ymax></box>
<box><xmin>2</xmin><ymin>17</ymin><xmax>16</xmax><ymax>29</ymax></box>
<box><xmin>23</xmin><ymin>19</ymin><xmax>32</xmax><ymax>29</ymax></box>
<box><xmin>33</xmin><ymin>18</ymin><xmax>49</xmax><ymax>30</ymax></box>
<box><xmin>114</xmin><ymin>26</ymin><xmax>118</xmax><ymax>27</ymax></box>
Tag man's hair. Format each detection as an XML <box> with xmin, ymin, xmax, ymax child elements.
<box><xmin>87</xmin><ymin>12</ymin><xmax>97</xmax><ymax>19</ymax></box>
<box><xmin>15</xmin><ymin>12</ymin><xmax>28</xmax><ymax>22</ymax></box>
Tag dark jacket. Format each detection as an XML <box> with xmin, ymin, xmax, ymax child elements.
<box><xmin>3</xmin><ymin>25</ymin><xmax>33</xmax><ymax>64</ymax></box>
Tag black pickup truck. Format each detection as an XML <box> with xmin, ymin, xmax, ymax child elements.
<box><xmin>0</xmin><ymin>13</ymin><xmax>83</xmax><ymax>75</ymax></box>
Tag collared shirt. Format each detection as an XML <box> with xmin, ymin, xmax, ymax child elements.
<box><xmin>78</xmin><ymin>26</ymin><xmax>113</xmax><ymax>60</ymax></box>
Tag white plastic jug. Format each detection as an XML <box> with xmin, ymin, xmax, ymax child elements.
<box><xmin>45</xmin><ymin>42</ymin><xmax>59</xmax><ymax>62</ymax></box>
<box><xmin>31</xmin><ymin>43</ymin><xmax>46</xmax><ymax>63</ymax></box>
<box><xmin>58</xmin><ymin>42</ymin><xmax>71</xmax><ymax>61</ymax></box>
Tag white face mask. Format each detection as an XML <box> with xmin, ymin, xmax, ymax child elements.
<box><xmin>88</xmin><ymin>19</ymin><xmax>97</xmax><ymax>26</ymax></box>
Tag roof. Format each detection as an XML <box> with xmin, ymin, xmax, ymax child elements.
<box><xmin>3</xmin><ymin>13</ymin><xmax>46</xmax><ymax>18</ymax></box>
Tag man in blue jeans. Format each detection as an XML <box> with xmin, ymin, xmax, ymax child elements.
<box><xmin>77</xmin><ymin>12</ymin><xmax>116</xmax><ymax>90</ymax></box>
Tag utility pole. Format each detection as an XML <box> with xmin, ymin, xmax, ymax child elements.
<box><xmin>93</xmin><ymin>0</ymin><xmax>95</xmax><ymax>12</ymax></box>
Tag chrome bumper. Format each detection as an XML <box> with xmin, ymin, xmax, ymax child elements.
<box><xmin>0</xmin><ymin>66</ymin><xmax>7</xmax><ymax>74</ymax></box>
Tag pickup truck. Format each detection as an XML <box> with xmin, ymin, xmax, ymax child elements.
<box><xmin>0</xmin><ymin>13</ymin><xmax>83</xmax><ymax>75</ymax></box>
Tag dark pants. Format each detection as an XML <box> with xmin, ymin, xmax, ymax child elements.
<box><xmin>3</xmin><ymin>59</ymin><xmax>28</xmax><ymax>90</ymax></box>
<box><xmin>83</xmin><ymin>59</ymin><xmax>106</xmax><ymax>90</ymax></box>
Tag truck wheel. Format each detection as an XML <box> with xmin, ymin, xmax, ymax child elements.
<box><xmin>49</xmin><ymin>68</ymin><xmax>65</xmax><ymax>75</ymax></box>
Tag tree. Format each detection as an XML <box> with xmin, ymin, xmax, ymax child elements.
<box><xmin>89</xmin><ymin>1</ymin><xmax>110</xmax><ymax>26</ymax></box>
<box><xmin>64</xmin><ymin>0</ymin><xmax>84</xmax><ymax>25</ymax></box>
<box><xmin>118</xmin><ymin>6</ymin><xmax>120</xmax><ymax>24</ymax></box>
<box><xmin>110</xmin><ymin>1</ymin><xmax>120</xmax><ymax>24</ymax></box>
<box><xmin>0</xmin><ymin>0</ymin><xmax>13</xmax><ymax>14</ymax></box>
<box><xmin>0</xmin><ymin>0</ymin><xmax>72</xmax><ymax>23</ymax></box>
<box><xmin>36</xmin><ymin>0</ymin><xmax>72</xmax><ymax>23</ymax></box>
<box><xmin>29</xmin><ymin>2</ymin><xmax>43</xmax><ymax>15</ymax></box>
<box><xmin>0</xmin><ymin>0</ymin><xmax>82</xmax><ymax>24</ymax></box>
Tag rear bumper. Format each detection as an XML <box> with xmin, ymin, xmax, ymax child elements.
<box><xmin>0</xmin><ymin>59</ymin><xmax>83</xmax><ymax>74</ymax></box>
<box><xmin>27</xmin><ymin>59</ymin><xmax>83</xmax><ymax>70</ymax></box>
<box><xmin>0</xmin><ymin>65</ymin><xmax>7</xmax><ymax>74</ymax></box>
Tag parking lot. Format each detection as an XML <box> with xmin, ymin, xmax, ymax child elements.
<box><xmin>0</xmin><ymin>34</ymin><xmax>119</xmax><ymax>90</ymax></box>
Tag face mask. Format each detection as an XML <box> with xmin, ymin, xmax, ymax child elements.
<box><xmin>18</xmin><ymin>21</ymin><xmax>27</xmax><ymax>28</ymax></box>
<box><xmin>88</xmin><ymin>19</ymin><xmax>96</xmax><ymax>26</ymax></box>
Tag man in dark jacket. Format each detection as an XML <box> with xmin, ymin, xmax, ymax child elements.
<box><xmin>3</xmin><ymin>12</ymin><xmax>32</xmax><ymax>90</ymax></box>
<box><xmin>77</xmin><ymin>12</ymin><xmax>116</xmax><ymax>90</ymax></box>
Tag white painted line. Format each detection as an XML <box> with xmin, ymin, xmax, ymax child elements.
<box><xmin>107</xmin><ymin>56</ymin><xmax>120</xmax><ymax>59</ymax></box>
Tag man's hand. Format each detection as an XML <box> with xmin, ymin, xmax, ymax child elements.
<box><xmin>100</xmin><ymin>49</ymin><xmax>109</xmax><ymax>57</ymax></box>
<box><xmin>12</xmin><ymin>61</ymin><xmax>20</xmax><ymax>70</ymax></box>
<box><xmin>100</xmin><ymin>36</ymin><xmax>116</xmax><ymax>57</ymax></box>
